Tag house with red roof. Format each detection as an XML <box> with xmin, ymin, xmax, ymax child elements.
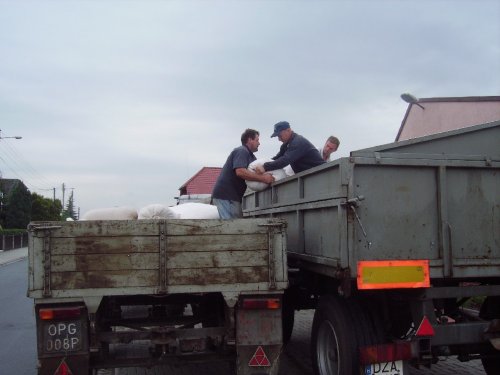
<box><xmin>177</xmin><ymin>167</ymin><xmax>222</xmax><ymax>204</ymax></box>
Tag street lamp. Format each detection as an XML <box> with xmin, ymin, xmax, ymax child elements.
<box><xmin>400</xmin><ymin>93</ymin><xmax>425</xmax><ymax>110</ymax></box>
<box><xmin>0</xmin><ymin>129</ymin><xmax>22</xmax><ymax>139</ymax></box>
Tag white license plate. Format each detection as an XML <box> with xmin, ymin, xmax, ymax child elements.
<box><xmin>364</xmin><ymin>360</ymin><xmax>404</xmax><ymax>375</ymax></box>
<box><xmin>43</xmin><ymin>320</ymin><xmax>82</xmax><ymax>353</ymax></box>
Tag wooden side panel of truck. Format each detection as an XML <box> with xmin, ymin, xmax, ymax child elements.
<box><xmin>29</xmin><ymin>219</ymin><xmax>287</xmax><ymax>301</ymax></box>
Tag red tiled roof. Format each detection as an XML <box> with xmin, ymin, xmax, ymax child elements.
<box><xmin>179</xmin><ymin>167</ymin><xmax>222</xmax><ymax>195</ymax></box>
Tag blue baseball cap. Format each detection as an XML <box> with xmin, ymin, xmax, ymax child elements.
<box><xmin>271</xmin><ymin>121</ymin><xmax>290</xmax><ymax>138</ymax></box>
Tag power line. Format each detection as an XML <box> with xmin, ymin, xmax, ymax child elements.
<box><xmin>0</xmin><ymin>139</ymin><xmax>68</xmax><ymax>205</ymax></box>
<box><xmin>0</xmin><ymin>140</ymin><xmax>56</xmax><ymax>189</ymax></box>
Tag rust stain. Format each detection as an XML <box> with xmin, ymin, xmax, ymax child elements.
<box><xmin>75</xmin><ymin>254</ymin><xmax>89</xmax><ymax>272</ymax></box>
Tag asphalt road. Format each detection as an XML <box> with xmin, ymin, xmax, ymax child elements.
<box><xmin>0</xmin><ymin>255</ymin><xmax>37</xmax><ymax>375</ymax></box>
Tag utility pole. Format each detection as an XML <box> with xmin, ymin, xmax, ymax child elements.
<box><xmin>62</xmin><ymin>183</ymin><xmax>66</xmax><ymax>209</ymax></box>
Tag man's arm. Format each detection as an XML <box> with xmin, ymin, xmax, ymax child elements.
<box><xmin>236</xmin><ymin>168</ymin><xmax>274</xmax><ymax>184</ymax></box>
<box><xmin>263</xmin><ymin>139</ymin><xmax>309</xmax><ymax>171</ymax></box>
<box><xmin>271</xmin><ymin>144</ymin><xmax>287</xmax><ymax>161</ymax></box>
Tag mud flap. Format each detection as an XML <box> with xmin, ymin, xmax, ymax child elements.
<box><xmin>236</xmin><ymin>300</ymin><xmax>283</xmax><ymax>375</ymax></box>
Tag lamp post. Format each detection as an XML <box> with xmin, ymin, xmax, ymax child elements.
<box><xmin>0</xmin><ymin>130</ymin><xmax>23</xmax><ymax>230</ymax></box>
<box><xmin>0</xmin><ymin>129</ymin><xmax>22</xmax><ymax>140</ymax></box>
<box><xmin>0</xmin><ymin>129</ymin><xmax>22</xmax><ymax>179</ymax></box>
<box><xmin>400</xmin><ymin>93</ymin><xmax>425</xmax><ymax>110</ymax></box>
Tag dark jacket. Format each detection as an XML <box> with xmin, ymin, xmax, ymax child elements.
<box><xmin>264</xmin><ymin>132</ymin><xmax>325</xmax><ymax>173</ymax></box>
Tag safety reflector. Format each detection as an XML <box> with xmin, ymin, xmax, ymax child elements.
<box><xmin>359</xmin><ymin>342</ymin><xmax>413</xmax><ymax>365</ymax></box>
<box><xmin>39</xmin><ymin>306</ymin><xmax>82</xmax><ymax>320</ymax></box>
<box><xmin>357</xmin><ymin>260</ymin><xmax>430</xmax><ymax>289</ymax></box>
<box><xmin>415</xmin><ymin>316</ymin><xmax>435</xmax><ymax>337</ymax></box>
<box><xmin>241</xmin><ymin>298</ymin><xmax>280</xmax><ymax>310</ymax></box>
<box><xmin>54</xmin><ymin>358</ymin><xmax>73</xmax><ymax>375</ymax></box>
<box><xmin>248</xmin><ymin>346</ymin><xmax>271</xmax><ymax>367</ymax></box>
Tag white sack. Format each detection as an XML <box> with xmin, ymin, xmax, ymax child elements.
<box><xmin>138</xmin><ymin>204</ymin><xmax>179</xmax><ymax>219</ymax></box>
<box><xmin>246</xmin><ymin>158</ymin><xmax>288</xmax><ymax>192</ymax></box>
<box><xmin>81</xmin><ymin>207</ymin><xmax>138</xmax><ymax>220</ymax></box>
<box><xmin>284</xmin><ymin>165</ymin><xmax>295</xmax><ymax>177</ymax></box>
<box><xmin>169</xmin><ymin>202</ymin><xmax>220</xmax><ymax>219</ymax></box>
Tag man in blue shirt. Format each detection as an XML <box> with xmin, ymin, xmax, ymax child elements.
<box><xmin>256</xmin><ymin>121</ymin><xmax>325</xmax><ymax>175</ymax></box>
<box><xmin>212</xmin><ymin>129</ymin><xmax>274</xmax><ymax>219</ymax></box>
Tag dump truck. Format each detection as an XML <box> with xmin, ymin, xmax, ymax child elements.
<box><xmin>27</xmin><ymin>218</ymin><xmax>288</xmax><ymax>375</ymax></box>
<box><xmin>242</xmin><ymin>120</ymin><xmax>500</xmax><ymax>375</ymax></box>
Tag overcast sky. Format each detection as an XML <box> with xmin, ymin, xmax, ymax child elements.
<box><xmin>0</xmin><ymin>0</ymin><xmax>499</xmax><ymax>216</ymax></box>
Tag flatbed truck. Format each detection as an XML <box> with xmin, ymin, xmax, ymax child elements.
<box><xmin>28</xmin><ymin>218</ymin><xmax>288</xmax><ymax>375</ymax></box>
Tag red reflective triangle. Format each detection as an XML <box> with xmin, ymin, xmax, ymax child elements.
<box><xmin>54</xmin><ymin>359</ymin><xmax>74</xmax><ymax>375</ymax></box>
<box><xmin>416</xmin><ymin>316</ymin><xmax>435</xmax><ymax>337</ymax></box>
<box><xmin>248</xmin><ymin>346</ymin><xmax>271</xmax><ymax>367</ymax></box>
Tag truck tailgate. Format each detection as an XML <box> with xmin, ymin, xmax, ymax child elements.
<box><xmin>28</xmin><ymin>218</ymin><xmax>287</xmax><ymax>299</ymax></box>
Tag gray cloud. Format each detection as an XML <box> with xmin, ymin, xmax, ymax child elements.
<box><xmin>0</xmin><ymin>0</ymin><xmax>498</xmax><ymax>215</ymax></box>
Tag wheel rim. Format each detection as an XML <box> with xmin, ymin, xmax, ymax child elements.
<box><xmin>316</xmin><ymin>320</ymin><xmax>340</xmax><ymax>375</ymax></box>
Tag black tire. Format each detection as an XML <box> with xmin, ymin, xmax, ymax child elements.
<box><xmin>480</xmin><ymin>296</ymin><xmax>500</xmax><ymax>375</ymax></box>
<box><xmin>483</xmin><ymin>358</ymin><xmax>500</xmax><ymax>375</ymax></box>
<box><xmin>345</xmin><ymin>297</ymin><xmax>384</xmax><ymax>347</ymax></box>
<box><xmin>311</xmin><ymin>295</ymin><xmax>358</xmax><ymax>375</ymax></box>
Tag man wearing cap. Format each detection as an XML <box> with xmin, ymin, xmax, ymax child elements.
<box><xmin>255</xmin><ymin>121</ymin><xmax>325</xmax><ymax>175</ymax></box>
<box><xmin>212</xmin><ymin>128</ymin><xmax>275</xmax><ymax>219</ymax></box>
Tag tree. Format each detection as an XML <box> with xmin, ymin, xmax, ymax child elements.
<box><xmin>0</xmin><ymin>181</ymin><xmax>31</xmax><ymax>229</ymax></box>
<box><xmin>31</xmin><ymin>193</ymin><xmax>62</xmax><ymax>221</ymax></box>
<box><xmin>62</xmin><ymin>190</ymin><xmax>77</xmax><ymax>220</ymax></box>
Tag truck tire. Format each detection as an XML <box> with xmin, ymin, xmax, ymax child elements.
<box><xmin>480</xmin><ymin>296</ymin><xmax>500</xmax><ymax>375</ymax></box>
<box><xmin>345</xmin><ymin>297</ymin><xmax>384</xmax><ymax>347</ymax></box>
<box><xmin>311</xmin><ymin>295</ymin><xmax>358</xmax><ymax>375</ymax></box>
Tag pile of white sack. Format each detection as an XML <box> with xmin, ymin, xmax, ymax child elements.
<box><xmin>81</xmin><ymin>207</ymin><xmax>138</xmax><ymax>220</ymax></box>
<box><xmin>80</xmin><ymin>157</ymin><xmax>296</xmax><ymax>220</ymax></box>
<box><xmin>81</xmin><ymin>202</ymin><xmax>220</xmax><ymax>220</ymax></box>
<box><xmin>139</xmin><ymin>203</ymin><xmax>219</xmax><ymax>219</ymax></box>
<box><xmin>246</xmin><ymin>158</ymin><xmax>293</xmax><ymax>192</ymax></box>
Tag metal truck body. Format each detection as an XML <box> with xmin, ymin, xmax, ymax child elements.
<box><xmin>242</xmin><ymin>121</ymin><xmax>500</xmax><ymax>375</ymax></box>
<box><xmin>28</xmin><ymin>218</ymin><xmax>288</xmax><ymax>375</ymax></box>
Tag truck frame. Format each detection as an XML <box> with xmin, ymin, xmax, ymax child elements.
<box><xmin>242</xmin><ymin>121</ymin><xmax>500</xmax><ymax>375</ymax></box>
<box><xmin>28</xmin><ymin>218</ymin><xmax>288</xmax><ymax>375</ymax></box>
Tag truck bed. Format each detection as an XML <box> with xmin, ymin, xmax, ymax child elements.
<box><xmin>28</xmin><ymin>218</ymin><xmax>288</xmax><ymax>301</ymax></box>
<box><xmin>242</xmin><ymin>121</ymin><xmax>500</xmax><ymax>280</ymax></box>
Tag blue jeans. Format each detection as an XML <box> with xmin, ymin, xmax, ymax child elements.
<box><xmin>212</xmin><ymin>199</ymin><xmax>242</xmax><ymax>219</ymax></box>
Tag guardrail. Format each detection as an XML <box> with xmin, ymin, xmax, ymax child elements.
<box><xmin>0</xmin><ymin>233</ymin><xmax>28</xmax><ymax>250</ymax></box>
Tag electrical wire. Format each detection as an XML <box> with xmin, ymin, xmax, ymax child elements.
<box><xmin>0</xmin><ymin>139</ymin><xmax>60</xmax><ymax>200</ymax></box>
